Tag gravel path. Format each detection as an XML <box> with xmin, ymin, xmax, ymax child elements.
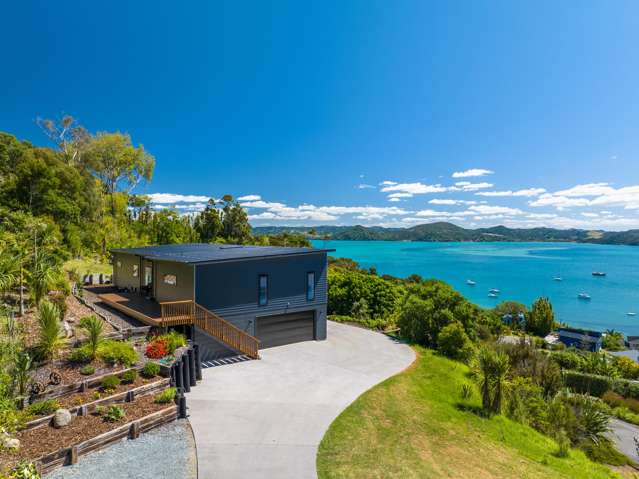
<box><xmin>608</xmin><ymin>418</ymin><xmax>639</xmax><ymax>463</ymax></box>
<box><xmin>81</xmin><ymin>288</ymin><xmax>144</xmax><ymax>330</ymax></box>
<box><xmin>45</xmin><ymin>420</ymin><xmax>197</xmax><ymax>479</ymax></box>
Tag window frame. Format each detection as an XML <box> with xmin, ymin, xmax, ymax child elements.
<box><xmin>306</xmin><ymin>271</ymin><xmax>316</xmax><ymax>301</ymax></box>
<box><xmin>132</xmin><ymin>264</ymin><xmax>139</xmax><ymax>277</ymax></box>
<box><xmin>258</xmin><ymin>274</ymin><xmax>268</xmax><ymax>306</ymax></box>
<box><xmin>163</xmin><ymin>274</ymin><xmax>177</xmax><ymax>286</ymax></box>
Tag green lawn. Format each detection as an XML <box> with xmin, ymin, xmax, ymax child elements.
<box><xmin>64</xmin><ymin>257</ymin><xmax>112</xmax><ymax>276</ymax></box>
<box><xmin>317</xmin><ymin>347</ymin><xmax>621</xmax><ymax>479</ymax></box>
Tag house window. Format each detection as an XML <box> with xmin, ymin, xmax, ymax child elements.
<box><xmin>132</xmin><ymin>264</ymin><xmax>138</xmax><ymax>277</ymax></box>
<box><xmin>258</xmin><ymin>275</ymin><xmax>268</xmax><ymax>306</ymax></box>
<box><xmin>116</xmin><ymin>261</ymin><xmax>122</xmax><ymax>268</ymax></box>
<box><xmin>163</xmin><ymin>274</ymin><xmax>177</xmax><ymax>286</ymax></box>
<box><xmin>306</xmin><ymin>272</ymin><xmax>315</xmax><ymax>301</ymax></box>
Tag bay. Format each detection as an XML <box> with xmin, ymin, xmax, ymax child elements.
<box><xmin>313</xmin><ymin>240</ymin><xmax>639</xmax><ymax>335</ymax></box>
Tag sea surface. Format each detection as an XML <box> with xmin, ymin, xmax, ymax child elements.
<box><xmin>312</xmin><ymin>240</ymin><xmax>639</xmax><ymax>335</ymax></box>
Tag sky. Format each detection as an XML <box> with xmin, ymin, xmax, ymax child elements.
<box><xmin>2</xmin><ymin>1</ymin><xmax>639</xmax><ymax>230</ymax></box>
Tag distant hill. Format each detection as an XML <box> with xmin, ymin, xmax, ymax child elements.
<box><xmin>252</xmin><ymin>222</ymin><xmax>639</xmax><ymax>246</ymax></box>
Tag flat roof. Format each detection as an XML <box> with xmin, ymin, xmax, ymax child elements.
<box><xmin>111</xmin><ymin>243</ymin><xmax>334</xmax><ymax>264</ymax></box>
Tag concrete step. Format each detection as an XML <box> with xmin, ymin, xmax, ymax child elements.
<box><xmin>201</xmin><ymin>354</ymin><xmax>253</xmax><ymax>369</ymax></box>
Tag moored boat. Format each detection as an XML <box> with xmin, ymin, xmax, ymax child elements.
<box><xmin>466</xmin><ymin>279</ymin><xmax>476</xmax><ymax>286</ymax></box>
<box><xmin>592</xmin><ymin>271</ymin><xmax>607</xmax><ymax>277</ymax></box>
<box><xmin>578</xmin><ymin>292</ymin><xmax>591</xmax><ymax>300</ymax></box>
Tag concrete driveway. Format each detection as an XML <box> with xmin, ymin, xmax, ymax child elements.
<box><xmin>188</xmin><ymin>321</ymin><xmax>415</xmax><ymax>479</ymax></box>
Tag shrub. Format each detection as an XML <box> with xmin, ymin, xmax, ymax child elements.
<box><xmin>602</xmin><ymin>390</ymin><xmax>639</xmax><ymax>414</ymax></box>
<box><xmin>35</xmin><ymin>301</ymin><xmax>65</xmax><ymax>361</ymax></box>
<box><xmin>70</xmin><ymin>344</ymin><xmax>93</xmax><ymax>363</ymax></box>
<box><xmin>437</xmin><ymin>321</ymin><xmax>474</xmax><ymax>363</ymax></box>
<box><xmin>154</xmin><ymin>387</ymin><xmax>177</xmax><ymax>404</ymax></box>
<box><xmin>146</xmin><ymin>338</ymin><xmax>168</xmax><ymax>359</ymax></box>
<box><xmin>459</xmin><ymin>383</ymin><xmax>473</xmax><ymax>400</ymax></box>
<box><xmin>551</xmin><ymin>350</ymin><xmax>584</xmax><ymax>371</ymax></box>
<box><xmin>97</xmin><ymin>340</ymin><xmax>137</xmax><ymax>367</ymax></box>
<box><xmin>611</xmin><ymin>377</ymin><xmax>639</xmax><ymax>400</ymax></box>
<box><xmin>8</xmin><ymin>461</ymin><xmax>41</xmax><ymax>479</ymax></box>
<box><xmin>80</xmin><ymin>365</ymin><xmax>95</xmax><ymax>376</ymax></box>
<box><xmin>101</xmin><ymin>375</ymin><xmax>121</xmax><ymax>392</ymax></box>
<box><xmin>120</xmin><ymin>369</ymin><xmax>137</xmax><ymax>384</ymax></box>
<box><xmin>159</xmin><ymin>331</ymin><xmax>187</xmax><ymax>354</ymax></box>
<box><xmin>615</xmin><ymin>356</ymin><xmax>639</xmax><ymax>380</ymax></box>
<box><xmin>79</xmin><ymin>315</ymin><xmax>103</xmax><ymax>359</ymax></box>
<box><xmin>554</xmin><ymin>430</ymin><xmax>571</xmax><ymax>458</ymax></box>
<box><xmin>103</xmin><ymin>405</ymin><xmax>125</xmax><ymax>423</ymax></box>
<box><xmin>562</xmin><ymin>370</ymin><xmax>612</xmax><ymax>398</ymax></box>
<box><xmin>141</xmin><ymin>362</ymin><xmax>161</xmax><ymax>378</ymax></box>
<box><xmin>26</xmin><ymin>399</ymin><xmax>60</xmax><ymax>417</ymax></box>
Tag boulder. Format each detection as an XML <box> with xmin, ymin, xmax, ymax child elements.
<box><xmin>1</xmin><ymin>430</ymin><xmax>20</xmax><ymax>451</ymax></box>
<box><xmin>53</xmin><ymin>408</ymin><xmax>72</xmax><ymax>428</ymax></box>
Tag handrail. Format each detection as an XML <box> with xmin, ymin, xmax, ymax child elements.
<box><xmin>159</xmin><ymin>300</ymin><xmax>260</xmax><ymax>359</ymax></box>
<box><xmin>193</xmin><ymin>303</ymin><xmax>260</xmax><ymax>359</ymax></box>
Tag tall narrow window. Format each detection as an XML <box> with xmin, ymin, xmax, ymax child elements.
<box><xmin>132</xmin><ymin>264</ymin><xmax>139</xmax><ymax>277</ymax></box>
<box><xmin>306</xmin><ymin>272</ymin><xmax>315</xmax><ymax>301</ymax></box>
<box><xmin>258</xmin><ymin>275</ymin><xmax>268</xmax><ymax>306</ymax></box>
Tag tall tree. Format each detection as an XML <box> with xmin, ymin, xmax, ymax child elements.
<box><xmin>194</xmin><ymin>199</ymin><xmax>223</xmax><ymax>242</ymax></box>
<box><xmin>220</xmin><ymin>195</ymin><xmax>251</xmax><ymax>242</ymax></box>
<box><xmin>527</xmin><ymin>297</ymin><xmax>555</xmax><ymax>337</ymax></box>
<box><xmin>36</xmin><ymin>115</ymin><xmax>91</xmax><ymax>166</ymax></box>
<box><xmin>86</xmin><ymin>132</ymin><xmax>155</xmax><ymax>212</ymax></box>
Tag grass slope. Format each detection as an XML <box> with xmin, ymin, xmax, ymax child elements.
<box><xmin>317</xmin><ymin>347</ymin><xmax>620</xmax><ymax>479</ymax></box>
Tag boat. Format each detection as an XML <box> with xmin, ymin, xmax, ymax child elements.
<box><xmin>578</xmin><ymin>293</ymin><xmax>591</xmax><ymax>300</ymax></box>
<box><xmin>466</xmin><ymin>279</ymin><xmax>476</xmax><ymax>286</ymax></box>
<box><xmin>488</xmin><ymin>292</ymin><xmax>498</xmax><ymax>298</ymax></box>
<box><xmin>592</xmin><ymin>271</ymin><xmax>607</xmax><ymax>277</ymax></box>
<box><xmin>627</xmin><ymin>312</ymin><xmax>637</xmax><ymax>317</ymax></box>
<box><xmin>553</xmin><ymin>276</ymin><xmax>563</xmax><ymax>282</ymax></box>
<box><xmin>489</xmin><ymin>288</ymin><xmax>500</xmax><ymax>294</ymax></box>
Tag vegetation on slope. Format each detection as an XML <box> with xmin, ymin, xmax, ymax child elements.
<box><xmin>317</xmin><ymin>348</ymin><xmax>620</xmax><ymax>479</ymax></box>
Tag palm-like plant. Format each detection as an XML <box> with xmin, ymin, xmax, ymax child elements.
<box><xmin>79</xmin><ymin>315</ymin><xmax>104</xmax><ymax>359</ymax></box>
<box><xmin>473</xmin><ymin>345</ymin><xmax>511</xmax><ymax>415</ymax></box>
<box><xmin>475</xmin><ymin>346</ymin><xmax>495</xmax><ymax>412</ymax></box>
<box><xmin>36</xmin><ymin>301</ymin><xmax>65</xmax><ymax>361</ymax></box>
<box><xmin>12</xmin><ymin>350</ymin><xmax>32</xmax><ymax>396</ymax></box>
<box><xmin>490</xmin><ymin>350</ymin><xmax>510</xmax><ymax>414</ymax></box>
<box><xmin>30</xmin><ymin>255</ymin><xmax>61</xmax><ymax>306</ymax></box>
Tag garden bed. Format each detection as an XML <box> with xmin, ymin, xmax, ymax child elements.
<box><xmin>0</xmin><ymin>394</ymin><xmax>177</xmax><ymax>472</ymax></box>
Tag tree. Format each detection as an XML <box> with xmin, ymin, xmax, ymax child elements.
<box><xmin>527</xmin><ymin>297</ymin><xmax>555</xmax><ymax>337</ymax></box>
<box><xmin>437</xmin><ymin>321</ymin><xmax>474</xmax><ymax>362</ymax></box>
<box><xmin>36</xmin><ymin>301</ymin><xmax>65</xmax><ymax>361</ymax></box>
<box><xmin>220</xmin><ymin>195</ymin><xmax>251</xmax><ymax>242</ymax></box>
<box><xmin>36</xmin><ymin>114</ymin><xmax>91</xmax><ymax>166</ymax></box>
<box><xmin>29</xmin><ymin>253</ymin><xmax>62</xmax><ymax>306</ymax></box>
<box><xmin>194</xmin><ymin>199</ymin><xmax>223</xmax><ymax>242</ymax></box>
<box><xmin>603</xmin><ymin>329</ymin><xmax>624</xmax><ymax>351</ymax></box>
<box><xmin>86</xmin><ymin>132</ymin><xmax>155</xmax><ymax>212</ymax></box>
<box><xmin>474</xmin><ymin>345</ymin><xmax>510</xmax><ymax>415</ymax></box>
<box><xmin>79</xmin><ymin>315</ymin><xmax>104</xmax><ymax>359</ymax></box>
<box><xmin>351</xmin><ymin>298</ymin><xmax>370</xmax><ymax>323</ymax></box>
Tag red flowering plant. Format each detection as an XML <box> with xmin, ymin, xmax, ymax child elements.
<box><xmin>145</xmin><ymin>338</ymin><xmax>169</xmax><ymax>359</ymax></box>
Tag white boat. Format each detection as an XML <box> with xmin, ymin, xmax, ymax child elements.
<box><xmin>553</xmin><ymin>276</ymin><xmax>563</xmax><ymax>282</ymax></box>
<box><xmin>592</xmin><ymin>271</ymin><xmax>607</xmax><ymax>277</ymax></box>
<box><xmin>466</xmin><ymin>279</ymin><xmax>476</xmax><ymax>286</ymax></box>
<box><xmin>578</xmin><ymin>293</ymin><xmax>591</xmax><ymax>300</ymax></box>
<box><xmin>488</xmin><ymin>292</ymin><xmax>498</xmax><ymax>298</ymax></box>
<box><xmin>489</xmin><ymin>288</ymin><xmax>500</xmax><ymax>294</ymax></box>
<box><xmin>627</xmin><ymin>312</ymin><xmax>637</xmax><ymax>317</ymax></box>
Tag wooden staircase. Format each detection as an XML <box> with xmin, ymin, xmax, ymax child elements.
<box><xmin>160</xmin><ymin>300</ymin><xmax>260</xmax><ymax>359</ymax></box>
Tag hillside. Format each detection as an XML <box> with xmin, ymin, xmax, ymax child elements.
<box><xmin>253</xmin><ymin>222</ymin><xmax>639</xmax><ymax>246</ymax></box>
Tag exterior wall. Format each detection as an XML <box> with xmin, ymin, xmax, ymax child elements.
<box><xmin>112</xmin><ymin>253</ymin><xmax>140</xmax><ymax>290</ymax></box>
<box><xmin>153</xmin><ymin>260</ymin><xmax>195</xmax><ymax>303</ymax></box>
<box><xmin>195</xmin><ymin>252</ymin><xmax>328</xmax><ymax>341</ymax></box>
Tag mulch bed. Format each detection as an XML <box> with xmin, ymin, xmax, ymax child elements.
<box><xmin>54</xmin><ymin>375</ymin><xmax>157</xmax><ymax>410</ymax></box>
<box><xmin>0</xmin><ymin>395</ymin><xmax>170</xmax><ymax>470</ymax></box>
<box><xmin>31</xmin><ymin>360</ymin><xmax>126</xmax><ymax>390</ymax></box>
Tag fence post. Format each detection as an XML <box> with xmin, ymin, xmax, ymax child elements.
<box><xmin>188</xmin><ymin>346</ymin><xmax>196</xmax><ymax>387</ymax></box>
<box><xmin>178</xmin><ymin>391</ymin><xmax>187</xmax><ymax>418</ymax></box>
<box><xmin>193</xmin><ymin>343</ymin><xmax>202</xmax><ymax>381</ymax></box>
<box><xmin>175</xmin><ymin>359</ymin><xmax>184</xmax><ymax>390</ymax></box>
<box><xmin>182</xmin><ymin>353</ymin><xmax>191</xmax><ymax>393</ymax></box>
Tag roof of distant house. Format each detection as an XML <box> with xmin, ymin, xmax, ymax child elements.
<box><xmin>111</xmin><ymin>243</ymin><xmax>334</xmax><ymax>264</ymax></box>
<box><xmin>557</xmin><ymin>327</ymin><xmax>603</xmax><ymax>338</ymax></box>
<box><xmin>627</xmin><ymin>336</ymin><xmax>639</xmax><ymax>342</ymax></box>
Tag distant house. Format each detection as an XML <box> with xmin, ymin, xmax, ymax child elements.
<box><xmin>557</xmin><ymin>327</ymin><xmax>603</xmax><ymax>352</ymax></box>
<box><xmin>501</xmin><ymin>313</ymin><xmax>525</xmax><ymax>327</ymax></box>
<box><xmin>627</xmin><ymin>336</ymin><xmax>639</xmax><ymax>350</ymax></box>
<box><xmin>610</xmin><ymin>350</ymin><xmax>639</xmax><ymax>364</ymax></box>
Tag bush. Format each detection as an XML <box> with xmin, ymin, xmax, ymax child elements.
<box><xmin>35</xmin><ymin>301</ymin><xmax>65</xmax><ymax>361</ymax></box>
<box><xmin>8</xmin><ymin>461</ymin><xmax>41</xmax><ymax>479</ymax></box>
<box><xmin>614</xmin><ymin>355</ymin><xmax>639</xmax><ymax>380</ymax></box>
<box><xmin>146</xmin><ymin>338</ymin><xmax>169</xmax><ymax>359</ymax></box>
<box><xmin>79</xmin><ymin>315</ymin><xmax>103</xmax><ymax>359</ymax></box>
<box><xmin>554</xmin><ymin>430</ymin><xmax>571</xmax><ymax>458</ymax></box>
<box><xmin>437</xmin><ymin>321</ymin><xmax>474</xmax><ymax>362</ymax></box>
<box><xmin>562</xmin><ymin>370</ymin><xmax>612</xmax><ymax>398</ymax></box>
<box><xmin>120</xmin><ymin>369</ymin><xmax>137</xmax><ymax>384</ymax></box>
<box><xmin>70</xmin><ymin>344</ymin><xmax>93</xmax><ymax>363</ymax></box>
<box><xmin>80</xmin><ymin>365</ymin><xmax>95</xmax><ymax>376</ymax></box>
<box><xmin>141</xmin><ymin>362</ymin><xmax>161</xmax><ymax>378</ymax></box>
<box><xmin>103</xmin><ymin>405</ymin><xmax>125</xmax><ymax>423</ymax></box>
<box><xmin>154</xmin><ymin>387</ymin><xmax>177</xmax><ymax>404</ymax></box>
<box><xmin>459</xmin><ymin>383</ymin><xmax>473</xmax><ymax>400</ymax></box>
<box><xmin>551</xmin><ymin>350</ymin><xmax>584</xmax><ymax>371</ymax></box>
<box><xmin>97</xmin><ymin>340</ymin><xmax>137</xmax><ymax>367</ymax></box>
<box><xmin>158</xmin><ymin>331</ymin><xmax>187</xmax><ymax>354</ymax></box>
<box><xmin>26</xmin><ymin>399</ymin><xmax>60</xmax><ymax>417</ymax></box>
<box><xmin>602</xmin><ymin>390</ymin><xmax>639</xmax><ymax>413</ymax></box>
<box><xmin>101</xmin><ymin>375</ymin><xmax>121</xmax><ymax>392</ymax></box>
<box><xmin>611</xmin><ymin>377</ymin><xmax>639</xmax><ymax>400</ymax></box>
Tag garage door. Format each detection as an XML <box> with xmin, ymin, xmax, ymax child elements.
<box><xmin>256</xmin><ymin>311</ymin><xmax>315</xmax><ymax>349</ymax></box>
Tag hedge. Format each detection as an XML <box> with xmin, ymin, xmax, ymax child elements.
<box><xmin>562</xmin><ymin>370</ymin><xmax>612</xmax><ymax>398</ymax></box>
<box><xmin>612</xmin><ymin>378</ymin><xmax>639</xmax><ymax>400</ymax></box>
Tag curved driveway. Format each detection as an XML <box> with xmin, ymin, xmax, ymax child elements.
<box><xmin>188</xmin><ymin>321</ymin><xmax>415</xmax><ymax>479</ymax></box>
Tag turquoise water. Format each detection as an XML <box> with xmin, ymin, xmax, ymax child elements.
<box><xmin>312</xmin><ymin>240</ymin><xmax>639</xmax><ymax>335</ymax></box>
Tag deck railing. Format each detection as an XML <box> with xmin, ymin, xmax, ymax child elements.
<box><xmin>159</xmin><ymin>300</ymin><xmax>260</xmax><ymax>359</ymax></box>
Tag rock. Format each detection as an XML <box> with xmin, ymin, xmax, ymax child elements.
<box><xmin>63</xmin><ymin>320</ymin><xmax>74</xmax><ymax>338</ymax></box>
<box><xmin>1</xmin><ymin>430</ymin><xmax>20</xmax><ymax>451</ymax></box>
<box><xmin>53</xmin><ymin>408</ymin><xmax>72</xmax><ymax>428</ymax></box>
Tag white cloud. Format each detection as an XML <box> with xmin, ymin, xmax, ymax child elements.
<box><xmin>554</xmin><ymin>183</ymin><xmax>614</xmax><ymax>197</ymax></box>
<box><xmin>468</xmin><ymin>205</ymin><xmax>523</xmax><ymax>215</ymax></box>
<box><xmin>356</xmin><ymin>184</ymin><xmax>375</xmax><ymax>189</ymax></box>
<box><xmin>428</xmin><ymin>199</ymin><xmax>477</xmax><ymax>205</ymax></box>
<box><xmin>387</xmin><ymin>192</ymin><xmax>414</xmax><ymax>199</ymax></box>
<box><xmin>388</xmin><ymin>197</ymin><xmax>401</xmax><ymax>202</ymax></box>
<box><xmin>379</xmin><ymin>180</ymin><xmax>398</xmax><ymax>186</ymax></box>
<box><xmin>581</xmin><ymin>212</ymin><xmax>599</xmax><ymax>218</ymax></box>
<box><xmin>380</xmin><ymin>182</ymin><xmax>449</xmax><ymax>195</ymax></box>
<box><xmin>453</xmin><ymin>181</ymin><xmax>494</xmax><ymax>191</ymax></box>
<box><xmin>452</xmin><ymin>168</ymin><xmax>494</xmax><ymax>178</ymax></box>
<box><xmin>529</xmin><ymin>194</ymin><xmax>591</xmax><ymax>209</ymax></box>
<box><xmin>148</xmin><ymin>193</ymin><xmax>210</xmax><ymax>204</ymax></box>
<box><xmin>237</xmin><ymin>194</ymin><xmax>261</xmax><ymax>201</ymax></box>
<box><xmin>477</xmin><ymin>188</ymin><xmax>546</xmax><ymax>197</ymax></box>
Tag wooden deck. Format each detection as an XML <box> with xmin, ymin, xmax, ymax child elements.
<box><xmin>96</xmin><ymin>291</ymin><xmax>164</xmax><ymax>327</ymax></box>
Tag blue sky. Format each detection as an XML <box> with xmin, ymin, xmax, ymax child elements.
<box><xmin>3</xmin><ymin>1</ymin><xmax>639</xmax><ymax>230</ymax></box>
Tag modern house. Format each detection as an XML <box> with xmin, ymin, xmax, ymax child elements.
<box><xmin>627</xmin><ymin>336</ymin><xmax>639</xmax><ymax>350</ymax></box>
<box><xmin>99</xmin><ymin>243</ymin><xmax>333</xmax><ymax>358</ymax></box>
<box><xmin>557</xmin><ymin>327</ymin><xmax>603</xmax><ymax>352</ymax></box>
